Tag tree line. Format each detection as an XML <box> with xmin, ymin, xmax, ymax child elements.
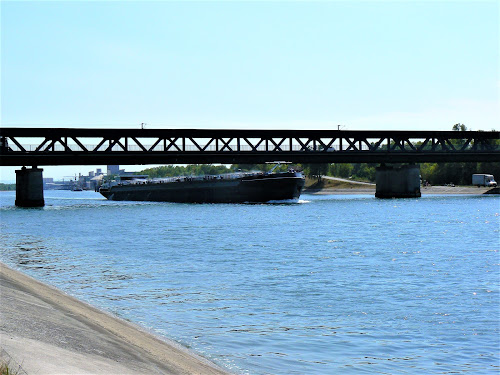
<box><xmin>139</xmin><ymin>164</ymin><xmax>232</xmax><ymax>178</ymax></box>
<box><xmin>139</xmin><ymin>163</ymin><xmax>293</xmax><ymax>178</ymax></box>
<box><xmin>0</xmin><ymin>183</ymin><xmax>16</xmax><ymax>191</ymax></box>
<box><xmin>313</xmin><ymin>161</ymin><xmax>499</xmax><ymax>186</ymax></box>
<box><xmin>138</xmin><ymin>161</ymin><xmax>498</xmax><ymax>187</ymax></box>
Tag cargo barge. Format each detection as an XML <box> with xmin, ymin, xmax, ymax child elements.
<box><xmin>99</xmin><ymin>169</ymin><xmax>305</xmax><ymax>203</ymax></box>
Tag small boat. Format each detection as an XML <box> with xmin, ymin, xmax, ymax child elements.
<box><xmin>99</xmin><ymin>164</ymin><xmax>305</xmax><ymax>203</ymax></box>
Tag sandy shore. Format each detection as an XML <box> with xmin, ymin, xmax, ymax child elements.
<box><xmin>0</xmin><ymin>262</ymin><xmax>230</xmax><ymax>375</ymax></box>
<box><xmin>304</xmin><ymin>186</ymin><xmax>495</xmax><ymax>195</ymax></box>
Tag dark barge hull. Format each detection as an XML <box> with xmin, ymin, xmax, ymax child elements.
<box><xmin>99</xmin><ymin>172</ymin><xmax>305</xmax><ymax>203</ymax></box>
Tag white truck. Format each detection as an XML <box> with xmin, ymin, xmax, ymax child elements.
<box><xmin>472</xmin><ymin>174</ymin><xmax>497</xmax><ymax>187</ymax></box>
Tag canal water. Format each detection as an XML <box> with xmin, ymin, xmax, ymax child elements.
<box><xmin>0</xmin><ymin>190</ymin><xmax>498</xmax><ymax>374</ymax></box>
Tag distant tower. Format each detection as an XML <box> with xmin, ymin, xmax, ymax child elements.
<box><xmin>107</xmin><ymin>165</ymin><xmax>120</xmax><ymax>175</ymax></box>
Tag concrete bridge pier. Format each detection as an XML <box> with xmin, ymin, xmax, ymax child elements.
<box><xmin>15</xmin><ymin>167</ymin><xmax>45</xmax><ymax>207</ymax></box>
<box><xmin>375</xmin><ymin>164</ymin><xmax>421</xmax><ymax>198</ymax></box>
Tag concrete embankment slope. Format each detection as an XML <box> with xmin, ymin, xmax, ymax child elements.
<box><xmin>0</xmin><ymin>262</ymin><xmax>230</xmax><ymax>375</ymax></box>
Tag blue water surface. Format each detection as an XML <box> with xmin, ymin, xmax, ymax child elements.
<box><xmin>0</xmin><ymin>190</ymin><xmax>498</xmax><ymax>374</ymax></box>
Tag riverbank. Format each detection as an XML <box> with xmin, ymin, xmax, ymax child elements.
<box><xmin>303</xmin><ymin>177</ymin><xmax>496</xmax><ymax>195</ymax></box>
<box><xmin>304</xmin><ymin>186</ymin><xmax>494</xmax><ymax>195</ymax></box>
<box><xmin>0</xmin><ymin>262</ymin><xmax>229</xmax><ymax>375</ymax></box>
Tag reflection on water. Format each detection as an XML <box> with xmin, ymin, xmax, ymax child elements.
<box><xmin>0</xmin><ymin>190</ymin><xmax>499</xmax><ymax>375</ymax></box>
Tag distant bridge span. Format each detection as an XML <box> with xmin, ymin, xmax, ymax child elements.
<box><xmin>0</xmin><ymin>128</ymin><xmax>499</xmax><ymax>166</ymax></box>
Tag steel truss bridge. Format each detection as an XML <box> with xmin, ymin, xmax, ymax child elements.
<box><xmin>0</xmin><ymin>128</ymin><xmax>498</xmax><ymax>166</ymax></box>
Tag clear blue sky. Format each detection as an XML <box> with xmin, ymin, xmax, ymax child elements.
<box><xmin>1</xmin><ymin>0</ymin><xmax>498</xmax><ymax>180</ymax></box>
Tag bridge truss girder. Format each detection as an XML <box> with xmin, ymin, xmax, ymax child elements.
<box><xmin>0</xmin><ymin>128</ymin><xmax>498</xmax><ymax>166</ymax></box>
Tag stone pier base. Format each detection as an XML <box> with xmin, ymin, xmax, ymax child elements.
<box><xmin>15</xmin><ymin>167</ymin><xmax>45</xmax><ymax>207</ymax></box>
<box><xmin>375</xmin><ymin>164</ymin><xmax>421</xmax><ymax>198</ymax></box>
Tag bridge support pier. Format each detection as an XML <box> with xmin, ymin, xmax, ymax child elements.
<box><xmin>375</xmin><ymin>164</ymin><xmax>421</xmax><ymax>198</ymax></box>
<box><xmin>15</xmin><ymin>167</ymin><xmax>45</xmax><ymax>207</ymax></box>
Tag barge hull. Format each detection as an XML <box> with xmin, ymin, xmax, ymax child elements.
<box><xmin>100</xmin><ymin>173</ymin><xmax>305</xmax><ymax>203</ymax></box>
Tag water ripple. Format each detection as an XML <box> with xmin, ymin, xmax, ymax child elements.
<box><xmin>1</xmin><ymin>191</ymin><xmax>499</xmax><ymax>374</ymax></box>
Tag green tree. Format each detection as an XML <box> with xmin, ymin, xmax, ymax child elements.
<box><xmin>302</xmin><ymin>163</ymin><xmax>329</xmax><ymax>181</ymax></box>
<box><xmin>452</xmin><ymin>123</ymin><xmax>467</xmax><ymax>132</ymax></box>
<box><xmin>329</xmin><ymin>163</ymin><xmax>353</xmax><ymax>178</ymax></box>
